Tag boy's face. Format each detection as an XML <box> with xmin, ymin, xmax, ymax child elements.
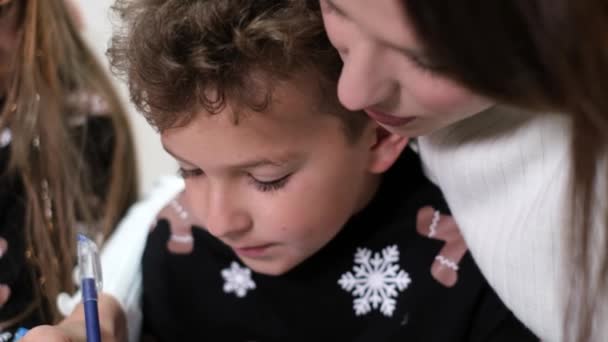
<box><xmin>161</xmin><ymin>72</ymin><xmax>389</xmax><ymax>275</ymax></box>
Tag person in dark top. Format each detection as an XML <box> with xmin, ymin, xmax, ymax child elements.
<box><xmin>0</xmin><ymin>0</ymin><xmax>137</xmax><ymax>338</ymax></box>
<box><xmin>144</xmin><ymin>148</ymin><xmax>536</xmax><ymax>342</ymax></box>
<box><xmin>107</xmin><ymin>0</ymin><xmax>536</xmax><ymax>341</ymax></box>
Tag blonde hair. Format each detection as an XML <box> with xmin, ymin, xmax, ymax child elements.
<box><xmin>1</xmin><ymin>0</ymin><xmax>138</xmax><ymax>325</ymax></box>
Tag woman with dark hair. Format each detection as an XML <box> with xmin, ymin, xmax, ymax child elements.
<box><xmin>0</xmin><ymin>0</ymin><xmax>138</xmax><ymax>339</ymax></box>
<box><xmin>321</xmin><ymin>0</ymin><xmax>607</xmax><ymax>341</ymax></box>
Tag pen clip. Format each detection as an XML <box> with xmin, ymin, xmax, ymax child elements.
<box><xmin>77</xmin><ymin>234</ymin><xmax>103</xmax><ymax>292</ymax></box>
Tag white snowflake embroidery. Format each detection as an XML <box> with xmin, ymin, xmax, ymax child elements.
<box><xmin>338</xmin><ymin>245</ymin><xmax>411</xmax><ymax>317</ymax></box>
<box><xmin>221</xmin><ymin>261</ymin><xmax>256</xmax><ymax>298</ymax></box>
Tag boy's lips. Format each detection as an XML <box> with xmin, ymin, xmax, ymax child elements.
<box><xmin>234</xmin><ymin>243</ymin><xmax>275</xmax><ymax>258</ymax></box>
<box><xmin>364</xmin><ymin>109</ymin><xmax>415</xmax><ymax>127</ymax></box>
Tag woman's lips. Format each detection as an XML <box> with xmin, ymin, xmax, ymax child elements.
<box><xmin>364</xmin><ymin>109</ymin><xmax>415</xmax><ymax>127</ymax></box>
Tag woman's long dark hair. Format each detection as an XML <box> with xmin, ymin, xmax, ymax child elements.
<box><xmin>403</xmin><ymin>1</ymin><xmax>608</xmax><ymax>340</ymax></box>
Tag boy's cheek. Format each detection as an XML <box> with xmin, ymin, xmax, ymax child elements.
<box><xmin>182</xmin><ymin>185</ymin><xmax>205</xmax><ymax>226</ymax></box>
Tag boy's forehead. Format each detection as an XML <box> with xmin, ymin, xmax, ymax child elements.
<box><xmin>205</xmin><ymin>72</ymin><xmax>340</xmax><ymax>128</ymax></box>
<box><xmin>162</xmin><ymin>133</ymin><xmax>304</xmax><ymax>170</ymax></box>
<box><xmin>160</xmin><ymin>71</ymin><xmax>350</xmax><ymax>156</ymax></box>
<box><xmin>166</xmin><ymin>99</ymin><xmax>336</xmax><ymax>142</ymax></box>
<box><xmin>161</xmin><ymin>99</ymin><xmax>347</xmax><ymax>169</ymax></box>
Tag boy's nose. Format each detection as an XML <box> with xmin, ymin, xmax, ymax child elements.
<box><xmin>203</xmin><ymin>192</ymin><xmax>252</xmax><ymax>239</ymax></box>
<box><xmin>337</xmin><ymin>43</ymin><xmax>395</xmax><ymax>112</ymax></box>
<box><xmin>206</xmin><ymin>211</ymin><xmax>252</xmax><ymax>239</ymax></box>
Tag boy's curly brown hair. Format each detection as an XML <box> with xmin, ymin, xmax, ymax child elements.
<box><xmin>108</xmin><ymin>0</ymin><xmax>368</xmax><ymax>140</ymax></box>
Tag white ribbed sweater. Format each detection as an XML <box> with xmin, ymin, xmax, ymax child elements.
<box><xmin>419</xmin><ymin>107</ymin><xmax>579</xmax><ymax>341</ymax></box>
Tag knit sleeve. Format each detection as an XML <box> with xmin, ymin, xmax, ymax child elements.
<box><xmin>418</xmin><ymin>109</ymin><xmax>570</xmax><ymax>341</ymax></box>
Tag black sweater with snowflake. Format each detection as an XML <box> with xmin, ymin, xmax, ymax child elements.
<box><xmin>141</xmin><ymin>148</ymin><xmax>537</xmax><ymax>342</ymax></box>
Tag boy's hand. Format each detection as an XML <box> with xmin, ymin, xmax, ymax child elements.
<box><xmin>21</xmin><ymin>294</ymin><xmax>127</xmax><ymax>342</ymax></box>
<box><xmin>20</xmin><ymin>324</ymin><xmax>83</xmax><ymax>342</ymax></box>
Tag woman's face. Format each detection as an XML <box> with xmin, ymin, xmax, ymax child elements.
<box><xmin>0</xmin><ymin>0</ymin><xmax>21</xmax><ymax>96</ymax></box>
<box><xmin>320</xmin><ymin>0</ymin><xmax>494</xmax><ymax>137</ymax></box>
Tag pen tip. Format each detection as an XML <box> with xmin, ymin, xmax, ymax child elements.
<box><xmin>77</xmin><ymin>233</ymin><xmax>88</xmax><ymax>242</ymax></box>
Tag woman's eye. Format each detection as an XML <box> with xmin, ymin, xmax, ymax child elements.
<box><xmin>250</xmin><ymin>174</ymin><xmax>291</xmax><ymax>193</ymax></box>
<box><xmin>405</xmin><ymin>53</ymin><xmax>447</xmax><ymax>75</ymax></box>
<box><xmin>178</xmin><ymin>167</ymin><xmax>204</xmax><ymax>179</ymax></box>
<box><xmin>321</xmin><ymin>0</ymin><xmax>345</xmax><ymax>18</ymax></box>
<box><xmin>0</xmin><ymin>1</ymin><xmax>15</xmax><ymax>18</ymax></box>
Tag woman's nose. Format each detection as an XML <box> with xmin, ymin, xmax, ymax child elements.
<box><xmin>337</xmin><ymin>43</ymin><xmax>395</xmax><ymax>112</ymax></box>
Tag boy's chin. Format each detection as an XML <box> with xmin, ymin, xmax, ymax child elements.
<box><xmin>242</xmin><ymin>258</ymin><xmax>299</xmax><ymax>276</ymax></box>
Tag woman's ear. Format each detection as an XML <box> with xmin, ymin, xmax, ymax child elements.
<box><xmin>367</xmin><ymin>125</ymin><xmax>409</xmax><ymax>174</ymax></box>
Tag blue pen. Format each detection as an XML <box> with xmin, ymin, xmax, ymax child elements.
<box><xmin>9</xmin><ymin>327</ymin><xmax>28</xmax><ymax>342</ymax></box>
<box><xmin>77</xmin><ymin>234</ymin><xmax>103</xmax><ymax>342</ymax></box>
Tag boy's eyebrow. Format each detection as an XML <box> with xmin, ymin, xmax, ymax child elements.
<box><xmin>163</xmin><ymin>145</ymin><xmax>198</xmax><ymax>166</ymax></box>
<box><xmin>163</xmin><ymin>145</ymin><xmax>294</xmax><ymax>169</ymax></box>
<box><xmin>230</xmin><ymin>158</ymin><xmax>288</xmax><ymax>169</ymax></box>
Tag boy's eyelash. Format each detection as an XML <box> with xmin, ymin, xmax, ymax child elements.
<box><xmin>178</xmin><ymin>167</ymin><xmax>203</xmax><ymax>178</ymax></box>
<box><xmin>178</xmin><ymin>167</ymin><xmax>290</xmax><ymax>192</ymax></box>
<box><xmin>249</xmin><ymin>174</ymin><xmax>291</xmax><ymax>193</ymax></box>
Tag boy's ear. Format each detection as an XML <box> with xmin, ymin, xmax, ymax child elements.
<box><xmin>366</xmin><ymin>125</ymin><xmax>409</xmax><ymax>174</ymax></box>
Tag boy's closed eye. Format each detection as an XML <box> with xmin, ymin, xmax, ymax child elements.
<box><xmin>247</xmin><ymin>173</ymin><xmax>291</xmax><ymax>192</ymax></box>
<box><xmin>177</xmin><ymin>167</ymin><xmax>204</xmax><ymax>178</ymax></box>
<box><xmin>177</xmin><ymin>167</ymin><xmax>292</xmax><ymax>193</ymax></box>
